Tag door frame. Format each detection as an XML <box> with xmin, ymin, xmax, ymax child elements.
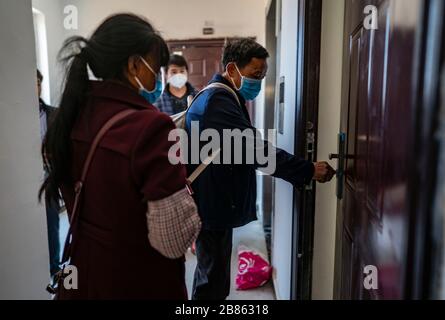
<box><xmin>333</xmin><ymin>0</ymin><xmax>359</xmax><ymax>300</ymax></box>
<box><xmin>291</xmin><ymin>0</ymin><xmax>323</xmax><ymax>300</ymax></box>
<box><xmin>263</xmin><ymin>0</ymin><xmax>278</xmax><ymax>257</ymax></box>
<box><xmin>406</xmin><ymin>0</ymin><xmax>445</xmax><ymax>299</ymax></box>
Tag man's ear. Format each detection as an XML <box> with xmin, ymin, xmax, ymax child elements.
<box><xmin>226</xmin><ymin>62</ymin><xmax>237</xmax><ymax>78</ymax></box>
<box><xmin>127</xmin><ymin>55</ymin><xmax>140</xmax><ymax>77</ymax></box>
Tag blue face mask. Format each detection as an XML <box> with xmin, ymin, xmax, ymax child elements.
<box><xmin>232</xmin><ymin>64</ymin><xmax>263</xmax><ymax>101</ymax></box>
<box><xmin>138</xmin><ymin>78</ymin><xmax>163</xmax><ymax>105</ymax></box>
<box><xmin>134</xmin><ymin>57</ymin><xmax>163</xmax><ymax>104</ymax></box>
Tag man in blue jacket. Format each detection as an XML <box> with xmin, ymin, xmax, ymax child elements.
<box><xmin>186</xmin><ymin>39</ymin><xmax>335</xmax><ymax>300</ymax></box>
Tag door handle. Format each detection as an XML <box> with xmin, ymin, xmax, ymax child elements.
<box><xmin>329</xmin><ymin>153</ymin><xmax>353</xmax><ymax>160</ymax></box>
<box><xmin>332</xmin><ymin>133</ymin><xmax>346</xmax><ymax>199</ymax></box>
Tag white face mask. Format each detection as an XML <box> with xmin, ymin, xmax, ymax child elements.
<box><xmin>168</xmin><ymin>73</ymin><xmax>188</xmax><ymax>89</ymax></box>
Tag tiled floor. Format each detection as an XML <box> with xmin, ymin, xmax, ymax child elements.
<box><xmin>59</xmin><ymin>213</ymin><xmax>275</xmax><ymax>300</ymax></box>
<box><xmin>185</xmin><ymin>220</ymin><xmax>275</xmax><ymax>300</ymax></box>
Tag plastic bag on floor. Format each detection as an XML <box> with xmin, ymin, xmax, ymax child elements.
<box><xmin>236</xmin><ymin>245</ymin><xmax>272</xmax><ymax>291</ymax></box>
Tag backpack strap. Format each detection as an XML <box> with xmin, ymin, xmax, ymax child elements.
<box><xmin>187</xmin><ymin>82</ymin><xmax>241</xmax><ymax>110</ymax></box>
<box><xmin>187</xmin><ymin>148</ymin><xmax>222</xmax><ymax>184</ymax></box>
<box><xmin>185</xmin><ymin>82</ymin><xmax>241</xmax><ymax>187</ymax></box>
<box><xmin>60</xmin><ymin>109</ymin><xmax>138</xmax><ymax>266</ymax></box>
<box><xmin>171</xmin><ymin>83</ymin><xmax>240</xmax><ymax>125</ymax></box>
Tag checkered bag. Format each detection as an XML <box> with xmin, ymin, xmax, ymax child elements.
<box><xmin>147</xmin><ymin>187</ymin><xmax>201</xmax><ymax>259</ymax></box>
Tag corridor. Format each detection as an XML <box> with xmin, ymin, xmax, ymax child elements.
<box><xmin>185</xmin><ymin>221</ymin><xmax>276</xmax><ymax>300</ymax></box>
<box><xmin>0</xmin><ymin>0</ymin><xmax>444</xmax><ymax>302</ymax></box>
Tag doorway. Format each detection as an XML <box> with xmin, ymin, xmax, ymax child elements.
<box><xmin>263</xmin><ymin>0</ymin><xmax>278</xmax><ymax>259</ymax></box>
<box><xmin>269</xmin><ymin>0</ymin><xmax>322</xmax><ymax>300</ymax></box>
<box><xmin>291</xmin><ymin>0</ymin><xmax>322</xmax><ymax>300</ymax></box>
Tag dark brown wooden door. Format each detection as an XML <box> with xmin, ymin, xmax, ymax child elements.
<box><xmin>167</xmin><ymin>39</ymin><xmax>225</xmax><ymax>91</ymax></box>
<box><xmin>334</xmin><ymin>0</ymin><xmax>425</xmax><ymax>299</ymax></box>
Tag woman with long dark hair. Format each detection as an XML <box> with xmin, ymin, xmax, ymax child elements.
<box><xmin>40</xmin><ymin>13</ymin><xmax>201</xmax><ymax>300</ymax></box>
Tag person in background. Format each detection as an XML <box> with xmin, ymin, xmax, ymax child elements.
<box><xmin>185</xmin><ymin>38</ymin><xmax>336</xmax><ymax>300</ymax></box>
<box><xmin>154</xmin><ymin>54</ymin><xmax>197</xmax><ymax>115</ymax></box>
<box><xmin>37</xmin><ymin>69</ymin><xmax>61</xmax><ymax>281</ymax></box>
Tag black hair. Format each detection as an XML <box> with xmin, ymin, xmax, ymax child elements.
<box><xmin>167</xmin><ymin>54</ymin><xmax>189</xmax><ymax>72</ymax></box>
<box><xmin>222</xmin><ymin>38</ymin><xmax>269</xmax><ymax>70</ymax></box>
<box><xmin>37</xmin><ymin>69</ymin><xmax>43</xmax><ymax>81</ymax></box>
<box><xmin>39</xmin><ymin>13</ymin><xmax>170</xmax><ymax>203</ymax></box>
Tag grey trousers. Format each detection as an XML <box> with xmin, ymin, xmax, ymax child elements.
<box><xmin>192</xmin><ymin>229</ymin><xmax>233</xmax><ymax>300</ymax></box>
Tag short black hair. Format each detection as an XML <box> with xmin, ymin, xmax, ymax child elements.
<box><xmin>167</xmin><ymin>54</ymin><xmax>189</xmax><ymax>71</ymax></box>
<box><xmin>222</xmin><ymin>38</ymin><xmax>269</xmax><ymax>70</ymax></box>
<box><xmin>37</xmin><ymin>69</ymin><xmax>43</xmax><ymax>81</ymax></box>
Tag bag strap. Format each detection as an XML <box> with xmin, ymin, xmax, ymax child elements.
<box><xmin>60</xmin><ymin>109</ymin><xmax>137</xmax><ymax>265</ymax></box>
<box><xmin>187</xmin><ymin>82</ymin><xmax>241</xmax><ymax>109</ymax></box>
<box><xmin>186</xmin><ymin>82</ymin><xmax>241</xmax><ymax>186</ymax></box>
<box><xmin>188</xmin><ymin>149</ymin><xmax>221</xmax><ymax>184</ymax></box>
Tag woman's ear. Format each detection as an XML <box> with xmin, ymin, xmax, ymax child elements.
<box><xmin>127</xmin><ymin>55</ymin><xmax>139</xmax><ymax>77</ymax></box>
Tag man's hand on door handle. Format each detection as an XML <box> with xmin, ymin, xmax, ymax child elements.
<box><xmin>313</xmin><ymin>162</ymin><xmax>336</xmax><ymax>183</ymax></box>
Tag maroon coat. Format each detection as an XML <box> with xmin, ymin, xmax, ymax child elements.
<box><xmin>59</xmin><ymin>80</ymin><xmax>188</xmax><ymax>300</ymax></box>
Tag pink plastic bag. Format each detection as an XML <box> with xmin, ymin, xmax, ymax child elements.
<box><xmin>236</xmin><ymin>245</ymin><xmax>272</xmax><ymax>291</ymax></box>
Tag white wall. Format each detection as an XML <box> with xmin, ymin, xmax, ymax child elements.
<box><xmin>33</xmin><ymin>8</ymin><xmax>51</xmax><ymax>104</ymax></box>
<box><xmin>272</xmin><ymin>0</ymin><xmax>298</xmax><ymax>300</ymax></box>
<box><xmin>0</xmin><ymin>0</ymin><xmax>50</xmax><ymax>299</ymax></box>
<box><xmin>72</xmin><ymin>0</ymin><xmax>266</xmax><ymax>41</ymax></box>
<box><xmin>33</xmin><ymin>0</ymin><xmax>267</xmax><ymax>114</ymax></box>
<box><xmin>32</xmin><ymin>0</ymin><xmax>67</xmax><ymax>106</ymax></box>
<box><xmin>311</xmin><ymin>0</ymin><xmax>344</xmax><ymax>300</ymax></box>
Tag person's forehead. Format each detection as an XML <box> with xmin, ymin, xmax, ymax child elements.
<box><xmin>246</xmin><ymin>58</ymin><xmax>267</xmax><ymax>68</ymax></box>
<box><xmin>168</xmin><ymin>64</ymin><xmax>187</xmax><ymax>70</ymax></box>
<box><xmin>244</xmin><ymin>58</ymin><xmax>268</xmax><ymax>77</ymax></box>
